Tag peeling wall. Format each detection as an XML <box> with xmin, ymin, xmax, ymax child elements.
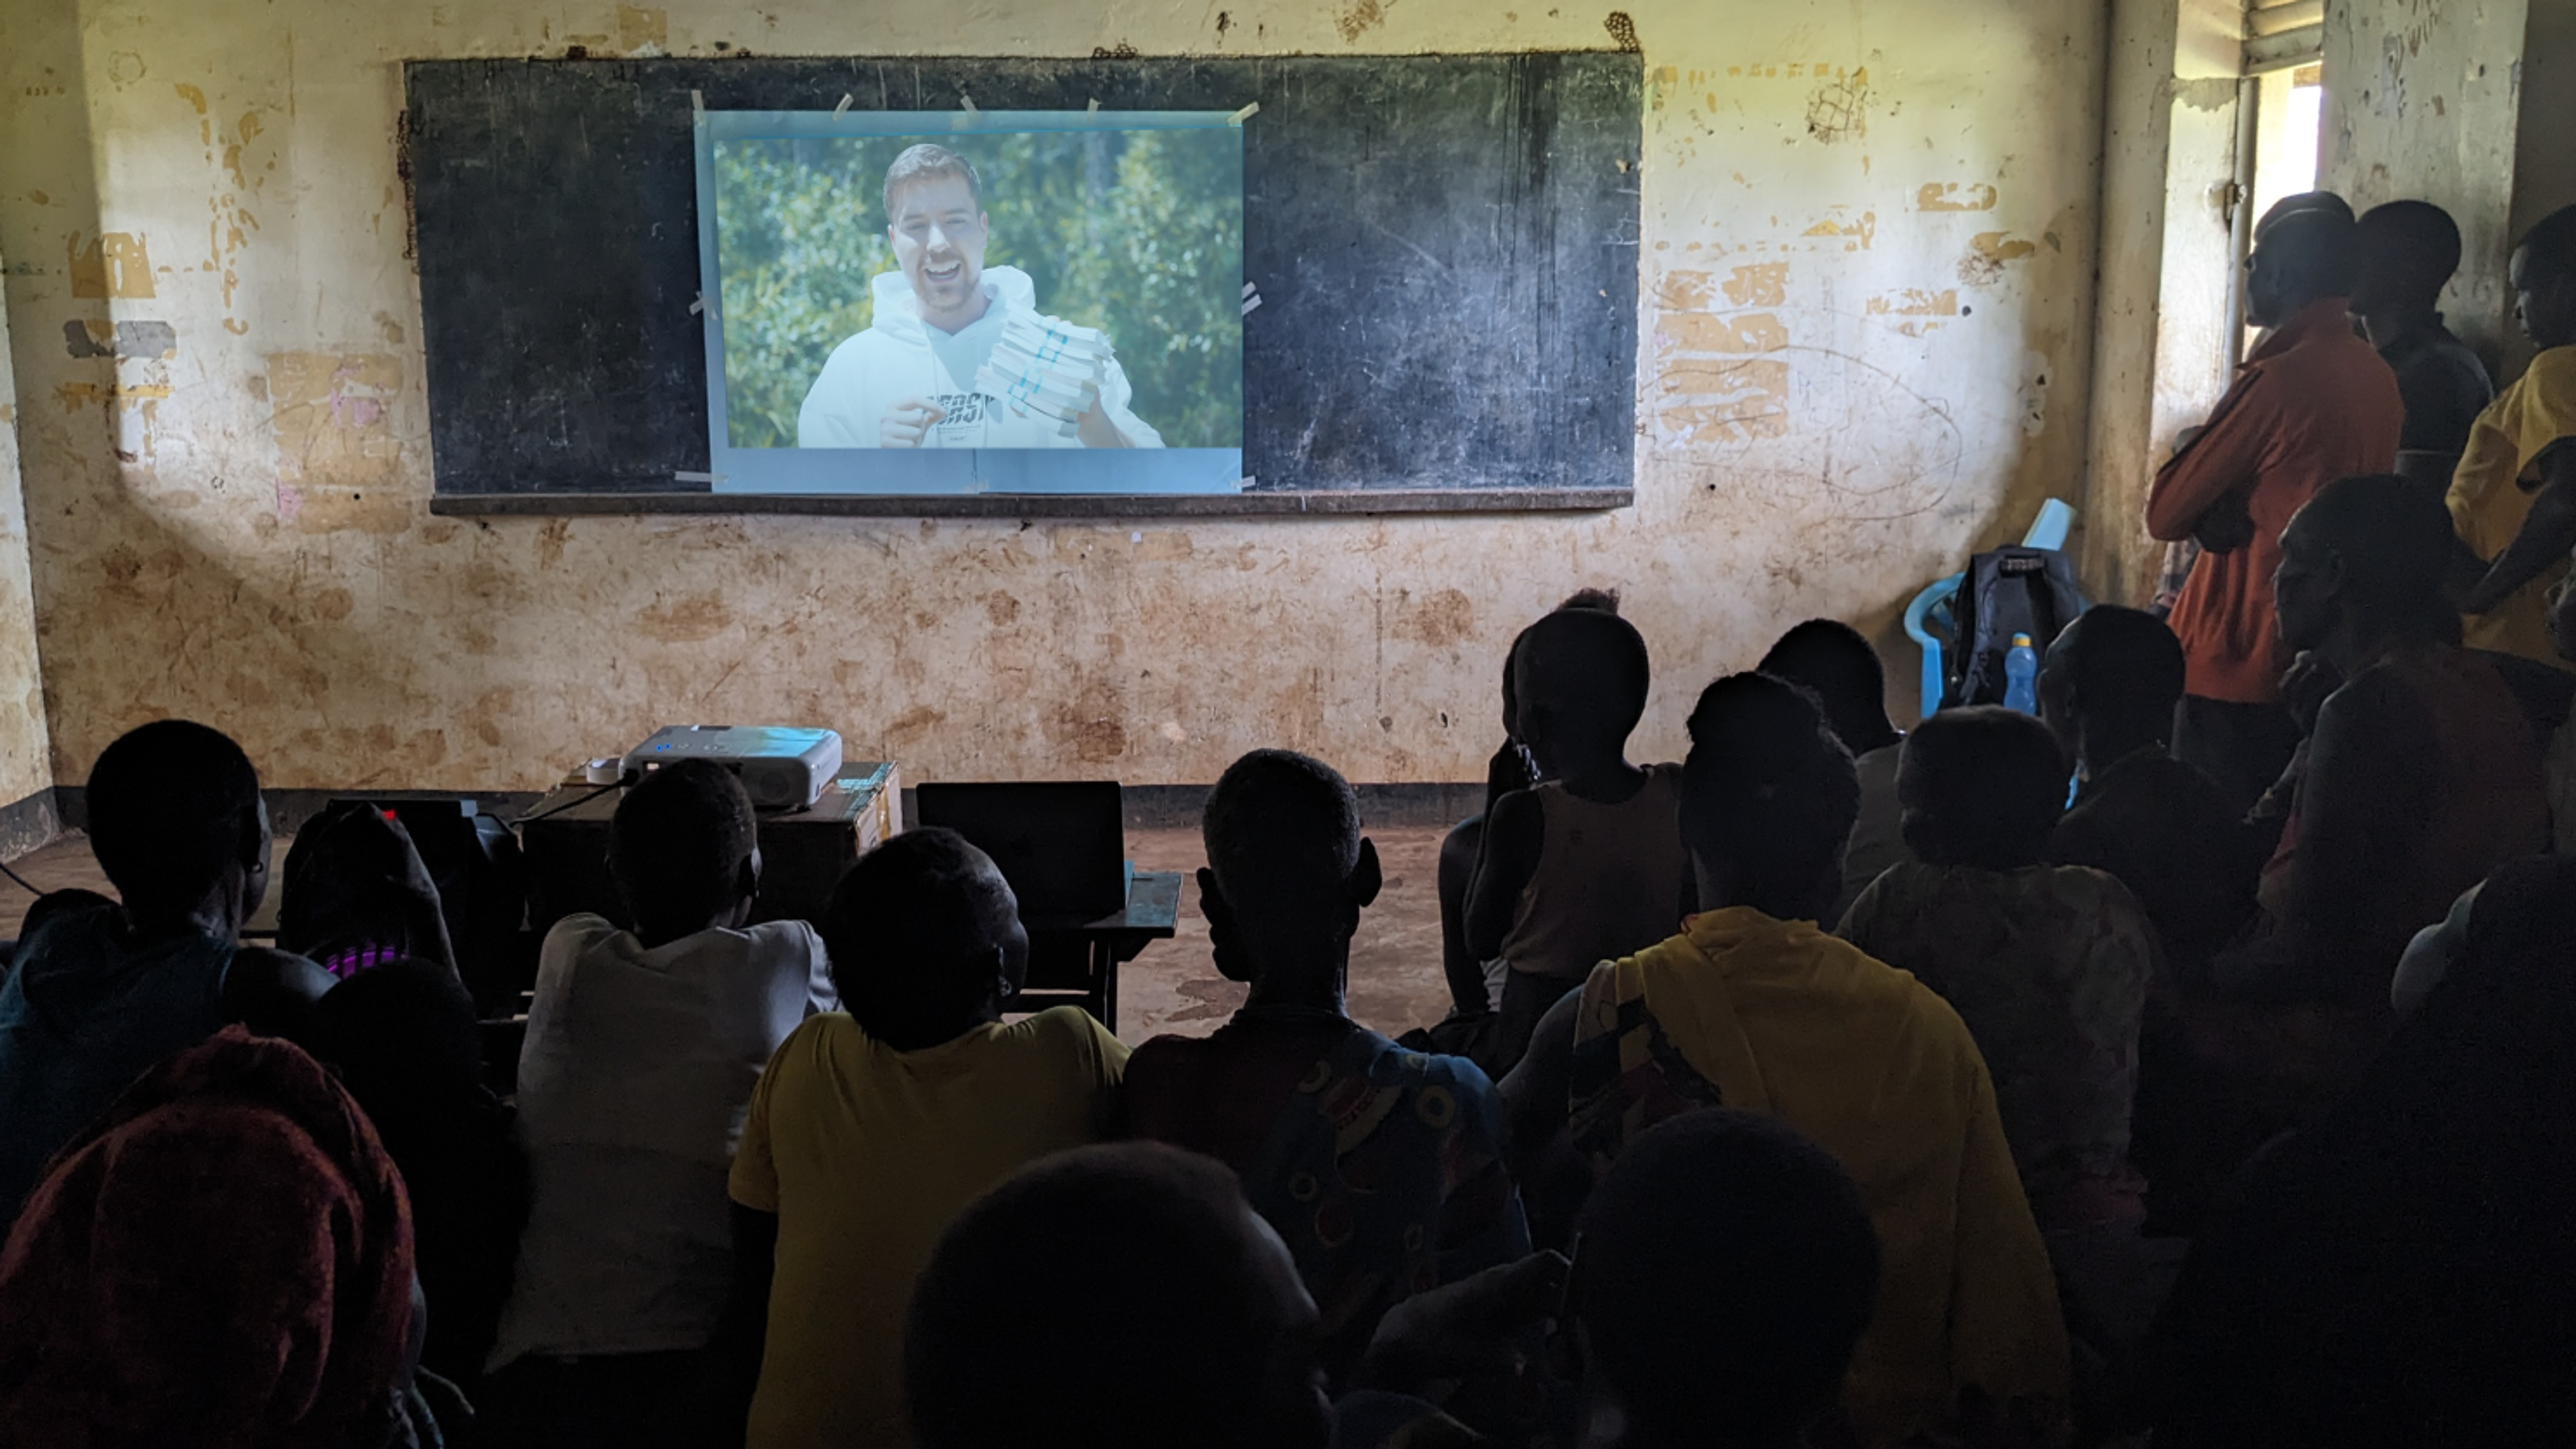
<box><xmin>0</xmin><ymin>260</ymin><xmax>57</xmax><ymax>807</ymax></box>
<box><xmin>2321</xmin><ymin>0</ymin><xmax>2530</xmax><ymax>364</ymax></box>
<box><xmin>0</xmin><ymin>0</ymin><xmax>2107</xmax><ymax>791</ymax></box>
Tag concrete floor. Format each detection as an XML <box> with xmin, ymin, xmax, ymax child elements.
<box><xmin>0</xmin><ymin>824</ymin><xmax>1460</xmax><ymax>1046</ymax></box>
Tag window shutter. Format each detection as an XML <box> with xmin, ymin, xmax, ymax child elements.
<box><xmin>2245</xmin><ymin>0</ymin><xmax>2324</xmax><ymax>72</ymax></box>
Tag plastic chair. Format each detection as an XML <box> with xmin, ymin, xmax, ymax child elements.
<box><xmin>1900</xmin><ymin>498</ymin><xmax>2076</xmax><ymax>718</ymax></box>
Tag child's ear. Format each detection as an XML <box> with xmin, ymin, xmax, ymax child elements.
<box><xmin>1349</xmin><ymin>838</ymin><xmax>1384</xmax><ymax>910</ymax></box>
<box><xmin>737</xmin><ymin>847</ymin><xmax>763</xmax><ymax>907</ymax></box>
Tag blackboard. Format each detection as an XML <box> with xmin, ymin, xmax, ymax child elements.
<box><xmin>405</xmin><ymin>54</ymin><xmax>1641</xmax><ymax>513</ymax></box>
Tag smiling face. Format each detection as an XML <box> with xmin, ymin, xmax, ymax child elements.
<box><xmin>888</xmin><ymin>173</ymin><xmax>990</xmax><ymax>331</ymax></box>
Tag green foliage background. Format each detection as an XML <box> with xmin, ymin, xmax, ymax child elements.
<box><xmin>714</xmin><ymin>127</ymin><xmax>1244</xmax><ymax>449</ymax></box>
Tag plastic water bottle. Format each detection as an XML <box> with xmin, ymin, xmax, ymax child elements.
<box><xmin>2002</xmin><ymin>633</ymin><xmax>2040</xmax><ymax>714</ymax></box>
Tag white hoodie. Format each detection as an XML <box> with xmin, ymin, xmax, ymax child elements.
<box><xmin>794</xmin><ymin>265</ymin><xmax>1164</xmax><ymax>450</ymax></box>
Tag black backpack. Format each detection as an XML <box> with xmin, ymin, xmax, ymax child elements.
<box><xmin>1941</xmin><ymin>545</ymin><xmax>2086</xmax><ymax>708</ymax></box>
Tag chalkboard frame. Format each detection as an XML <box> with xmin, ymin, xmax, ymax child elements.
<box><xmin>407</xmin><ymin>53</ymin><xmax>1642</xmax><ymax>517</ymax></box>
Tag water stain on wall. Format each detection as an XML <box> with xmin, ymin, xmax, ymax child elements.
<box><xmin>60</xmin><ymin>319</ymin><xmax>176</xmax><ymax>360</ymax></box>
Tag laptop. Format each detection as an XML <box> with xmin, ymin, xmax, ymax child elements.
<box><xmin>912</xmin><ymin>782</ymin><xmax>1128</xmax><ymax>927</ymax></box>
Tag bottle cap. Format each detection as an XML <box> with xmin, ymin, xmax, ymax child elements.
<box><xmin>2011</xmin><ymin>633</ymin><xmax>2034</xmax><ymax>647</ymax></box>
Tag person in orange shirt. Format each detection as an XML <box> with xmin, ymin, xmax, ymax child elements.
<box><xmin>2146</xmin><ymin>207</ymin><xmax>2403</xmax><ymax>812</ymax></box>
<box><xmin>2449</xmin><ymin>205</ymin><xmax>2576</xmax><ymax>663</ymax></box>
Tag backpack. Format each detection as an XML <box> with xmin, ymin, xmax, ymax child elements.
<box><xmin>1941</xmin><ymin>545</ymin><xmax>2086</xmax><ymax>708</ymax></box>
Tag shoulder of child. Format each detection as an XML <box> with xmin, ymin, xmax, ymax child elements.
<box><xmin>539</xmin><ymin>912</ymin><xmax>622</xmax><ymax>957</ymax></box>
<box><xmin>1026</xmin><ymin>1004</ymin><xmax>1134</xmax><ymax>1071</ymax></box>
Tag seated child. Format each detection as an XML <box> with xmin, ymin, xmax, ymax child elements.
<box><xmin>1837</xmin><ymin>706</ymin><xmax>2158</xmax><ymax>1231</ymax></box>
<box><xmin>277</xmin><ymin>800</ymin><xmax>458</xmax><ymax>979</ymax></box>
<box><xmin>2041</xmin><ymin>607</ymin><xmax>2259</xmax><ymax>973</ymax></box>
<box><xmin>0</xmin><ymin>1028</ymin><xmax>437</xmax><ymax>1448</ymax></box>
<box><xmin>1505</xmin><ymin>674</ymin><xmax>2068</xmax><ymax>1448</ymax></box>
<box><xmin>0</xmin><ymin>720</ymin><xmax>332</xmax><ymax>1225</ymax></box>
<box><xmin>1577</xmin><ymin>1110</ymin><xmax>1883</xmax><ymax>1449</ymax></box>
<box><xmin>1759</xmin><ymin>619</ymin><xmax>1909</xmax><ymax>920</ymax></box>
<box><xmin>1465</xmin><ymin>607</ymin><xmax>1690</xmax><ymax>1071</ymax></box>
<box><xmin>317</xmin><ymin>957</ymin><xmax>529</xmax><ymax>1397</ymax></box>
<box><xmin>1436</xmin><ymin>588</ymin><xmax>1625</xmax><ymax>1025</ymax></box>
<box><xmin>487</xmin><ymin>759</ymin><xmax>834</xmax><ymax>1449</ymax></box>
<box><xmin>724</xmin><ymin>828</ymin><xmax>1127</xmax><ymax>1449</ymax></box>
<box><xmin>1125</xmin><ymin>749</ymin><xmax>1527</xmax><ymax>1384</ymax></box>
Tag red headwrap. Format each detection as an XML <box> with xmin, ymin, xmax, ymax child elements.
<box><xmin>0</xmin><ymin>1026</ymin><xmax>417</xmax><ymax>1449</ymax></box>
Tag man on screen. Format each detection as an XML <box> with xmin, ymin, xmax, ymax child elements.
<box><xmin>796</xmin><ymin>143</ymin><xmax>1165</xmax><ymax>450</ymax></box>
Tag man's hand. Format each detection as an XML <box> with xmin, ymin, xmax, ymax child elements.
<box><xmin>879</xmin><ymin>396</ymin><xmax>949</xmax><ymax>448</ymax></box>
<box><xmin>1073</xmin><ymin>384</ymin><xmax>1132</xmax><ymax>449</ymax></box>
<box><xmin>2279</xmin><ymin>650</ymin><xmax>2342</xmax><ymax>735</ymax></box>
<box><xmin>2194</xmin><ymin>488</ymin><xmax>2257</xmax><ymax>554</ymax></box>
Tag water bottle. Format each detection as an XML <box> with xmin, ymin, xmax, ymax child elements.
<box><xmin>2002</xmin><ymin>633</ymin><xmax>2040</xmax><ymax>714</ymax></box>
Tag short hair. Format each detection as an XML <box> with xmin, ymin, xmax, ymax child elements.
<box><xmin>2257</xmin><ymin>207</ymin><xmax>2363</xmax><ymax>299</ymax></box>
<box><xmin>1578</xmin><ymin>1109</ymin><xmax>1881</xmax><ymax>1448</ymax></box>
<box><xmin>822</xmin><ymin>828</ymin><xmax>1020</xmax><ymax>1040</ymax></box>
<box><xmin>2256</xmin><ymin>189</ymin><xmax>2354</xmax><ymax>235</ymax></box>
<box><xmin>1558</xmin><ymin>586</ymin><xmax>1623</xmax><ymax>614</ymax></box>
<box><xmin>908</xmin><ymin>1144</ymin><xmax>1292</xmax><ymax>1449</ymax></box>
<box><xmin>1682</xmin><ymin>674</ymin><xmax>1858</xmax><ymax>900</ymax></box>
<box><xmin>1201</xmin><ymin>750</ymin><xmax>1361</xmax><ymax>943</ymax></box>
<box><xmin>1898</xmin><ymin>706</ymin><xmax>2067</xmax><ymax>869</ymax></box>
<box><xmin>2290</xmin><ymin>472</ymin><xmax>2457</xmax><ymax>607</ymax></box>
<box><xmin>2044</xmin><ymin>605</ymin><xmax>2186</xmax><ymax>724</ymax></box>
<box><xmin>2359</xmin><ymin>201</ymin><xmax>2465</xmax><ymax>304</ymax></box>
<box><xmin>1758</xmin><ymin>619</ymin><xmax>1900</xmax><ymax>755</ymax></box>
<box><xmin>609</xmin><ymin>759</ymin><xmax>757</xmax><ymax>935</ymax></box>
<box><xmin>2517</xmin><ymin>203</ymin><xmax>2576</xmax><ymax>287</ymax></box>
<box><xmin>85</xmin><ymin>720</ymin><xmax>263</xmax><ymax>916</ymax></box>
<box><xmin>1516</xmin><ymin>606</ymin><xmax>1653</xmax><ymax>742</ymax></box>
<box><xmin>883</xmin><ymin>143</ymin><xmax>983</xmax><ymax>223</ymax></box>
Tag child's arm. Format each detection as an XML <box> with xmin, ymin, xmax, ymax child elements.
<box><xmin>1462</xmin><ymin>789</ymin><xmax>1545</xmax><ymax>963</ymax></box>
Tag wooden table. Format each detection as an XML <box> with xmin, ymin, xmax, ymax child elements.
<box><xmin>1006</xmin><ymin>871</ymin><xmax>1181</xmax><ymax>1033</ymax></box>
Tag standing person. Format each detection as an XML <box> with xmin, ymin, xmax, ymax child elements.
<box><xmin>2353</xmin><ymin>201</ymin><xmax>2495</xmax><ymax>472</ymax></box>
<box><xmin>0</xmin><ymin>720</ymin><xmax>333</xmax><ymax>1227</ymax></box>
<box><xmin>485</xmin><ymin>761</ymin><xmax>835</xmax><ymax>1449</ymax></box>
<box><xmin>2147</xmin><ymin>207</ymin><xmax>2403</xmax><ymax>812</ymax></box>
<box><xmin>1505</xmin><ymin>674</ymin><xmax>2070</xmax><ymax>1448</ymax></box>
<box><xmin>2449</xmin><ymin>204</ymin><xmax>2576</xmax><ymax>668</ymax></box>
<box><xmin>719</xmin><ymin>829</ymin><xmax>1127</xmax><ymax>1449</ymax></box>
<box><xmin>1124</xmin><ymin>751</ymin><xmax>1527</xmax><ymax>1385</ymax></box>
<box><xmin>1757</xmin><ymin>619</ymin><xmax>1909</xmax><ymax>918</ymax></box>
<box><xmin>796</xmin><ymin>144</ymin><xmax>1163</xmax><ymax>450</ymax></box>
<box><xmin>1464</xmin><ymin>607</ymin><xmax>1690</xmax><ymax>1073</ymax></box>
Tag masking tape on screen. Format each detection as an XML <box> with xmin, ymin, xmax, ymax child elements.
<box><xmin>835</xmin><ymin>93</ymin><xmax>854</xmax><ymax>117</ymax></box>
<box><xmin>1228</xmin><ymin>101</ymin><xmax>1259</xmax><ymax>125</ymax></box>
<box><xmin>674</xmin><ymin>470</ymin><xmax>725</xmax><ymax>484</ymax></box>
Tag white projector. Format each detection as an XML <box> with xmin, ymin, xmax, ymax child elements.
<box><xmin>624</xmin><ymin>725</ymin><xmax>843</xmax><ymax>810</ymax></box>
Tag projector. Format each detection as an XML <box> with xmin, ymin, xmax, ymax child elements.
<box><xmin>624</xmin><ymin>725</ymin><xmax>843</xmax><ymax>810</ymax></box>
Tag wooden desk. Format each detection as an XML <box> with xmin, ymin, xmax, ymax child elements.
<box><xmin>520</xmin><ymin>763</ymin><xmax>901</xmax><ymax>934</ymax></box>
<box><xmin>1006</xmin><ymin>871</ymin><xmax>1181</xmax><ymax>1034</ymax></box>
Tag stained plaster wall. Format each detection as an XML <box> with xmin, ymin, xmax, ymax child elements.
<box><xmin>2080</xmin><ymin>0</ymin><xmax>2247</xmax><ymax>608</ymax></box>
<box><xmin>0</xmin><ymin>0</ymin><xmax>2107</xmax><ymax>792</ymax></box>
<box><xmin>2321</xmin><ymin>0</ymin><xmax>2531</xmax><ymax>366</ymax></box>
<box><xmin>0</xmin><ymin>261</ymin><xmax>59</xmax><ymax>814</ymax></box>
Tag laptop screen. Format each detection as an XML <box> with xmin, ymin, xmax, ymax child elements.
<box><xmin>912</xmin><ymin>781</ymin><xmax>1127</xmax><ymax>926</ymax></box>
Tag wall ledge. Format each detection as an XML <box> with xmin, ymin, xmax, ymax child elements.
<box><xmin>428</xmin><ymin>488</ymin><xmax>1633</xmax><ymax>520</ymax></box>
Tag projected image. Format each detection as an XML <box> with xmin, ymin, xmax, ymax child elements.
<box><xmin>700</xmin><ymin>111</ymin><xmax>1244</xmax><ymax>493</ymax></box>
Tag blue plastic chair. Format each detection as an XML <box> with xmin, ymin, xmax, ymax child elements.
<box><xmin>1900</xmin><ymin>498</ymin><xmax>2076</xmax><ymax>718</ymax></box>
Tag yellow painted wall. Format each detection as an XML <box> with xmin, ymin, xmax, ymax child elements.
<box><xmin>0</xmin><ymin>0</ymin><xmax>2106</xmax><ymax>790</ymax></box>
<box><xmin>0</xmin><ymin>257</ymin><xmax>58</xmax><ymax>808</ymax></box>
